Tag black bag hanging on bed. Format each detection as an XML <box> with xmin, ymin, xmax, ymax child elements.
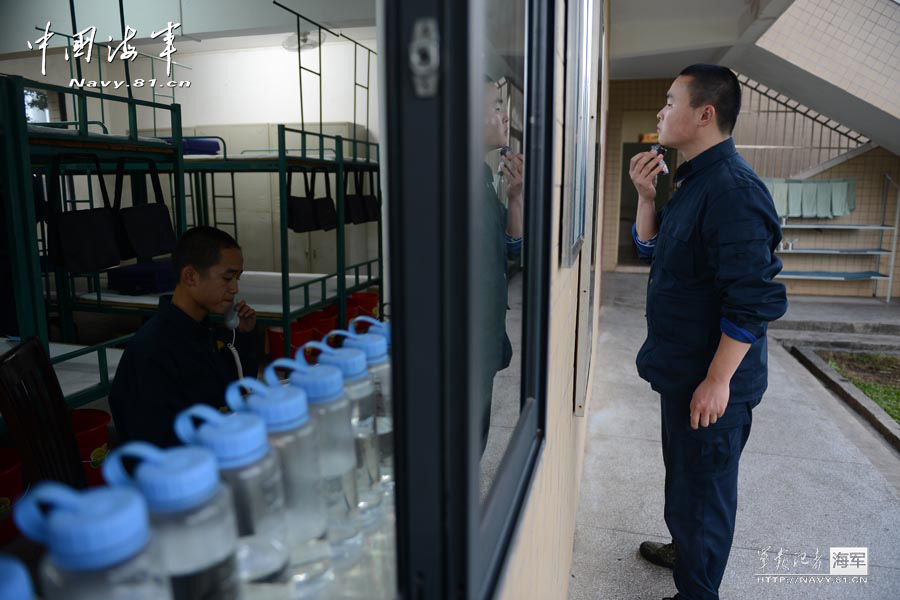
<box><xmin>344</xmin><ymin>171</ymin><xmax>369</xmax><ymax>225</ymax></box>
<box><xmin>286</xmin><ymin>169</ymin><xmax>317</xmax><ymax>233</ymax></box>
<box><xmin>32</xmin><ymin>173</ymin><xmax>48</xmax><ymax>223</ymax></box>
<box><xmin>310</xmin><ymin>170</ymin><xmax>338</xmax><ymax>231</ymax></box>
<box><xmin>47</xmin><ymin>155</ymin><xmax>122</xmax><ymax>273</ymax></box>
<box><xmin>362</xmin><ymin>170</ymin><xmax>380</xmax><ymax>223</ymax></box>
<box><xmin>114</xmin><ymin>159</ymin><xmax>176</xmax><ymax>259</ymax></box>
<box><xmin>110</xmin><ymin>159</ymin><xmax>136</xmax><ymax>261</ymax></box>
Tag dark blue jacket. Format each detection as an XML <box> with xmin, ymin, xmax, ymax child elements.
<box><xmin>633</xmin><ymin>138</ymin><xmax>788</xmax><ymax>403</ymax></box>
<box><xmin>109</xmin><ymin>296</ymin><xmax>257</xmax><ymax>447</ymax></box>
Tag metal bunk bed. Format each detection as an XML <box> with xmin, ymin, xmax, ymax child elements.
<box><xmin>1</xmin><ymin>73</ymin><xmax>186</xmax><ymax>408</ymax></box>
<box><xmin>3</xmin><ymin>2</ymin><xmax>385</xmax><ymax>404</ymax></box>
<box><xmin>69</xmin><ymin>131</ymin><xmax>385</xmax><ymax>359</ymax></box>
<box><xmin>99</xmin><ymin>1</ymin><xmax>387</xmax><ymax>357</ymax></box>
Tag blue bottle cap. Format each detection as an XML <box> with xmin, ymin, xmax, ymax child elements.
<box><xmin>351</xmin><ymin>316</ymin><xmax>392</xmax><ymax>349</ymax></box>
<box><xmin>0</xmin><ymin>555</ymin><xmax>34</xmax><ymax>600</ymax></box>
<box><xmin>14</xmin><ymin>482</ymin><xmax>150</xmax><ymax>571</ymax></box>
<box><xmin>226</xmin><ymin>377</ymin><xmax>308</xmax><ymax>433</ymax></box>
<box><xmin>329</xmin><ymin>329</ymin><xmax>387</xmax><ymax>366</ymax></box>
<box><xmin>265</xmin><ymin>357</ymin><xmax>343</xmax><ymax>404</ymax></box>
<box><xmin>263</xmin><ymin>357</ymin><xmax>310</xmax><ymax>386</ymax></box>
<box><xmin>103</xmin><ymin>442</ymin><xmax>219</xmax><ymax>514</ymax></box>
<box><xmin>302</xmin><ymin>341</ymin><xmax>367</xmax><ymax>382</ymax></box>
<box><xmin>175</xmin><ymin>404</ymin><xmax>269</xmax><ymax>469</ymax></box>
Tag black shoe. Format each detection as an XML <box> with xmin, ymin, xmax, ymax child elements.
<box><xmin>639</xmin><ymin>540</ymin><xmax>677</xmax><ymax>570</ymax></box>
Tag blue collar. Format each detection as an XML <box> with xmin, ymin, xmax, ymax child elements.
<box><xmin>673</xmin><ymin>138</ymin><xmax>737</xmax><ymax>185</ymax></box>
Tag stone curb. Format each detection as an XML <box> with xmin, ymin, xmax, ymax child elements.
<box><xmin>771</xmin><ymin>320</ymin><xmax>900</xmax><ymax>336</ymax></box>
<box><xmin>790</xmin><ymin>345</ymin><xmax>900</xmax><ymax>454</ymax></box>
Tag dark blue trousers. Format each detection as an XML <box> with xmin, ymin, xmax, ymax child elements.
<box><xmin>660</xmin><ymin>395</ymin><xmax>753</xmax><ymax>600</ymax></box>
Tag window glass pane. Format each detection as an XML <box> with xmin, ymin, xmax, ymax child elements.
<box><xmin>476</xmin><ymin>0</ymin><xmax>528</xmax><ymax>502</ymax></box>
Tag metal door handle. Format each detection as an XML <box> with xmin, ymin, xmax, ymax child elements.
<box><xmin>409</xmin><ymin>18</ymin><xmax>439</xmax><ymax>98</ymax></box>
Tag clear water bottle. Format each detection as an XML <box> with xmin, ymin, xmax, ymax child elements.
<box><xmin>303</xmin><ymin>341</ymin><xmax>382</xmax><ymax>532</ymax></box>
<box><xmin>175</xmin><ymin>404</ymin><xmax>288</xmax><ymax>583</ymax></box>
<box><xmin>226</xmin><ymin>378</ymin><xmax>334</xmax><ymax>595</ymax></box>
<box><xmin>265</xmin><ymin>358</ymin><xmax>363</xmax><ymax>571</ymax></box>
<box><xmin>0</xmin><ymin>554</ymin><xmax>35</xmax><ymax>600</ymax></box>
<box><xmin>103</xmin><ymin>442</ymin><xmax>243</xmax><ymax>600</ymax></box>
<box><xmin>332</xmin><ymin>328</ymin><xmax>393</xmax><ymax>495</ymax></box>
<box><xmin>14</xmin><ymin>482</ymin><xmax>171</xmax><ymax>600</ymax></box>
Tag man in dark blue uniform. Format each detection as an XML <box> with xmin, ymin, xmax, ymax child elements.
<box><xmin>629</xmin><ymin>64</ymin><xmax>788</xmax><ymax>600</ymax></box>
<box><xmin>109</xmin><ymin>227</ymin><xmax>258</xmax><ymax>447</ymax></box>
<box><xmin>479</xmin><ymin>78</ymin><xmax>524</xmax><ymax>454</ymax></box>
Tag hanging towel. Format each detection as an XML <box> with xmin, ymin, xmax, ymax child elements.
<box><xmin>816</xmin><ymin>182</ymin><xmax>832</xmax><ymax>218</ymax></box>
<box><xmin>773</xmin><ymin>182</ymin><xmax>789</xmax><ymax>217</ymax></box>
<box><xmin>801</xmin><ymin>182</ymin><xmax>818</xmax><ymax>217</ymax></box>
<box><xmin>788</xmin><ymin>182</ymin><xmax>803</xmax><ymax>217</ymax></box>
<box><xmin>831</xmin><ymin>181</ymin><xmax>850</xmax><ymax>217</ymax></box>
<box><xmin>848</xmin><ymin>179</ymin><xmax>857</xmax><ymax>211</ymax></box>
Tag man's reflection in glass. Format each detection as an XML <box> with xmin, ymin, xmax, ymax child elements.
<box><xmin>479</xmin><ymin>77</ymin><xmax>524</xmax><ymax>454</ymax></box>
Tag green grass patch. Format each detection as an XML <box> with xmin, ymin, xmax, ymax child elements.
<box><xmin>824</xmin><ymin>354</ymin><xmax>900</xmax><ymax>426</ymax></box>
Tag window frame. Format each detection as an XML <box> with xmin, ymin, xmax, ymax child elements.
<box><xmin>385</xmin><ymin>0</ymin><xmax>554</xmax><ymax>596</ymax></box>
<box><xmin>560</xmin><ymin>0</ymin><xmax>595</xmax><ymax>267</ymax></box>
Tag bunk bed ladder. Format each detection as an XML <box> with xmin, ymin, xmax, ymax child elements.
<box><xmin>210</xmin><ymin>172</ymin><xmax>239</xmax><ymax>241</ymax></box>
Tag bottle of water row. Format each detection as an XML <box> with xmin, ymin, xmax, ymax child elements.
<box><xmin>226</xmin><ymin>377</ymin><xmax>334</xmax><ymax>597</ymax></box>
<box><xmin>324</xmin><ymin>325</ymin><xmax>397</xmax><ymax>599</ymax></box>
<box><xmin>266</xmin><ymin>358</ymin><xmax>363</xmax><ymax>571</ymax></box>
<box><xmin>103</xmin><ymin>442</ymin><xmax>243</xmax><ymax>599</ymax></box>
<box><xmin>175</xmin><ymin>404</ymin><xmax>289</xmax><ymax>583</ymax></box>
<box><xmin>303</xmin><ymin>340</ymin><xmax>383</xmax><ymax>532</ymax></box>
<box><xmin>340</xmin><ymin>325</ymin><xmax>394</xmax><ymax>497</ymax></box>
<box><xmin>14</xmin><ymin>482</ymin><xmax>172</xmax><ymax>599</ymax></box>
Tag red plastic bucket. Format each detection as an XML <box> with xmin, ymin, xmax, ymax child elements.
<box><xmin>69</xmin><ymin>409</ymin><xmax>111</xmax><ymax>487</ymax></box>
<box><xmin>310</xmin><ymin>314</ymin><xmax>337</xmax><ymax>338</ymax></box>
<box><xmin>267</xmin><ymin>326</ymin><xmax>319</xmax><ymax>359</ymax></box>
<box><xmin>351</xmin><ymin>292</ymin><xmax>379</xmax><ymax>317</ymax></box>
<box><xmin>0</xmin><ymin>448</ymin><xmax>23</xmax><ymax>545</ymax></box>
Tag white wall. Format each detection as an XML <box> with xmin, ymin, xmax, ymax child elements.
<box><xmin>3</xmin><ymin>30</ymin><xmax>385</xmax><ymax>288</ymax></box>
<box><xmin>130</xmin><ymin>35</ymin><xmax>379</xmax><ymax>135</ymax></box>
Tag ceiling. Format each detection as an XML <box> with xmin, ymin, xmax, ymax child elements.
<box><xmin>609</xmin><ymin>0</ymin><xmax>764</xmax><ymax>79</ymax></box>
<box><xmin>131</xmin><ymin>27</ymin><xmax>377</xmax><ymax>55</ymax></box>
<box><xmin>608</xmin><ymin>0</ymin><xmax>900</xmax><ymax>155</ymax></box>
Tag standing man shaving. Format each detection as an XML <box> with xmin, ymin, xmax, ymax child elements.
<box><xmin>629</xmin><ymin>64</ymin><xmax>787</xmax><ymax>600</ymax></box>
<box><xmin>479</xmin><ymin>77</ymin><xmax>524</xmax><ymax>454</ymax></box>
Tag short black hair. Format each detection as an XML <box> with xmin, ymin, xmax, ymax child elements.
<box><xmin>678</xmin><ymin>64</ymin><xmax>741</xmax><ymax>134</ymax></box>
<box><xmin>172</xmin><ymin>226</ymin><xmax>240</xmax><ymax>281</ymax></box>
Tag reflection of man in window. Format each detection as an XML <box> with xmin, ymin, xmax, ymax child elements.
<box><xmin>629</xmin><ymin>65</ymin><xmax>787</xmax><ymax>600</ymax></box>
<box><xmin>480</xmin><ymin>78</ymin><xmax>524</xmax><ymax>453</ymax></box>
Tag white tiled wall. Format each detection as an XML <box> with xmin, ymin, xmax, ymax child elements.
<box><xmin>757</xmin><ymin>0</ymin><xmax>900</xmax><ymax>119</ymax></box>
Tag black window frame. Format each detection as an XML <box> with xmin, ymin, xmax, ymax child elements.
<box><xmin>385</xmin><ymin>0</ymin><xmax>554</xmax><ymax>597</ymax></box>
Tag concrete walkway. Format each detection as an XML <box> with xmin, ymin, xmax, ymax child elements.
<box><xmin>569</xmin><ymin>273</ymin><xmax>900</xmax><ymax>600</ymax></box>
